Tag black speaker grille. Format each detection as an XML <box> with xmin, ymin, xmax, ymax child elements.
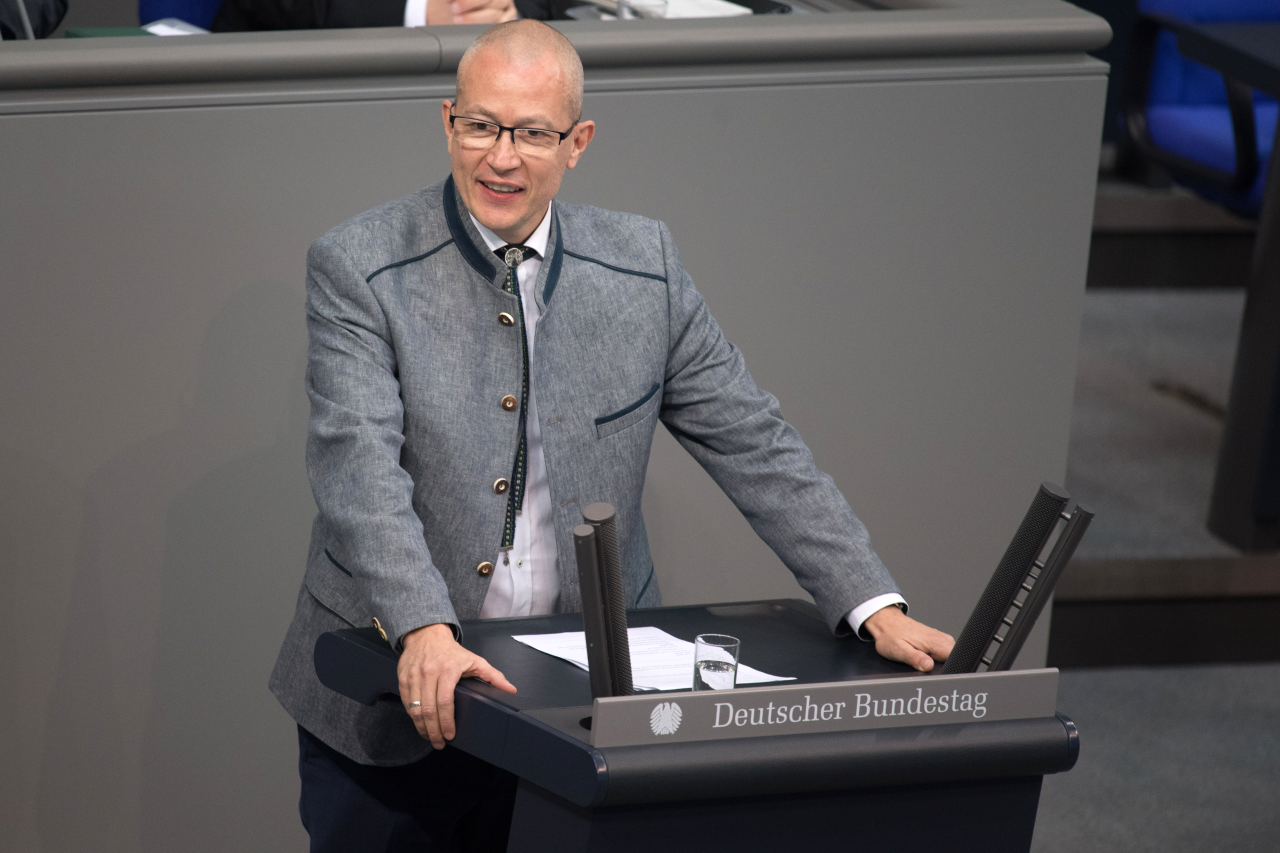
<box><xmin>942</xmin><ymin>483</ymin><xmax>1069</xmax><ymax>674</ymax></box>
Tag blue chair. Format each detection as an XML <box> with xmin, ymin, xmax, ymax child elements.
<box><xmin>1123</xmin><ymin>0</ymin><xmax>1280</xmax><ymax>218</ymax></box>
<box><xmin>138</xmin><ymin>0</ymin><xmax>224</xmax><ymax>29</ymax></box>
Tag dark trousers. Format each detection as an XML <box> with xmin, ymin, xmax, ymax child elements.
<box><xmin>297</xmin><ymin>725</ymin><xmax>519</xmax><ymax>853</ymax></box>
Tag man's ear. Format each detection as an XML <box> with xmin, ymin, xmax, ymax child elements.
<box><xmin>441</xmin><ymin>100</ymin><xmax>455</xmax><ymax>146</ymax></box>
<box><xmin>565</xmin><ymin>120</ymin><xmax>595</xmax><ymax>170</ymax></box>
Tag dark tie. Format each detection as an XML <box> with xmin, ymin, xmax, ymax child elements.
<box><xmin>495</xmin><ymin>244</ymin><xmax>540</xmax><ymax>557</ymax></box>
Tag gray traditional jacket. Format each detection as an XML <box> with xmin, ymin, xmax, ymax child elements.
<box><xmin>270</xmin><ymin>176</ymin><xmax>900</xmax><ymax>765</ymax></box>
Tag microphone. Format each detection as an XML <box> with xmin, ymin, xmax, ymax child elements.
<box><xmin>573</xmin><ymin>502</ymin><xmax>633</xmax><ymax>698</ymax></box>
<box><xmin>943</xmin><ymin>482</ymin><xmax>1093</xmax><ymax>674</ymax></box>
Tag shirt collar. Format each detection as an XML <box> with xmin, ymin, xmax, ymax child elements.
<box><xmin>470</xmin><ymin>203</ymin><xmax>553</xmax><ymax>259</ymax></box>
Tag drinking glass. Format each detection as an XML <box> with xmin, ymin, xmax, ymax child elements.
<box><xmin>692</xmin><ymin>634</ymin><xmax>739</xmax><ymax>691</ymax></box>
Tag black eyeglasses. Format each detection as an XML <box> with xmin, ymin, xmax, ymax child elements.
<box><xmin>449</xmin><ymin>112</ymin><xmax>577</xmax><ymax>156</ymax></box>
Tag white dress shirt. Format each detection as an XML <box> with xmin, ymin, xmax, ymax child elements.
<box><xmin>403</xmin><ymin>0</ymin><xmax>427</xmax><ymax>27</ymax></box>
<box><xmin>468</xmin><ymin>206</ymin><xmax>905</xmax><ymax>636</ymax></box>
<box><xmin>473</xmin><ymin>207</ymin><xmax>561</xmax><ymax>619</ymax></box>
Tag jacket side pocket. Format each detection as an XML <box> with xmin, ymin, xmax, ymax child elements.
<box><xmin>595</xmin><ymin>382</ymin><xmax>660</xmax><ymax>439</ymax></box>
<box><xmin>304</xmin><ymin>544</ymin><xmax>369</xmax><ymax>629</ymax></box>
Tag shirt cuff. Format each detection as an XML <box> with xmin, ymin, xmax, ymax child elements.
<box><xmin>404</xmin><ymin>0</ymin><xmax>426</xmax><ymax>27</ymax></box>
<box><xmin>846</xmin><ymin>593</ymin><xmax>908</xmax><ymax>641</ymax></box>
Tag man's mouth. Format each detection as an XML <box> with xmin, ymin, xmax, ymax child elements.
<box><xmin>482</xmin><ymin>181</ymin><xmax>521</xmax><ymax>195</ymax></box>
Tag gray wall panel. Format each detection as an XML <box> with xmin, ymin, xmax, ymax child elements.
<box><xmin>579</xmin><ymin>74</ymin><xmax>1102</xmax><ymax>632</ymax></box>
<box><xmin>0</xmin><ymin>59</ymin><xmax>1104</xmax><ymax>851</ymax></box>
<box><xmin>1</xmin><ymin>100</ymin><xmax>440</xmax><ymax>853</ymax></box>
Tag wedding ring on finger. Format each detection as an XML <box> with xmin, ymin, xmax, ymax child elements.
<box><xmin>409</xmin><ymin>701</ymin><xmax>422</xmax><ymax>708</ymax></box>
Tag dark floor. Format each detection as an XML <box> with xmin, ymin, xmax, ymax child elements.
<box><xmin>1032</xmin><ymin>663</ymin><xmax>1280</xmax><ymax>853</ymax></box>
<box><xmin>1048</xmin><ymin>286</ymin><xmax>1280</xmax><ymax>666</ymax></box>
<box><xmin>1064</xmin><ymin>288</ymin><xmax>1243</xmax><ymax>562</ymax></box>
<box><xmin>1034</xmin><ymin>177</ymin><xmax>1280</xmax><ymax>853</ymax></box>
<box><xmin>1052</xmin><ymin>181</ymin><xmax>1280</xmax><ymax>668</ymax></box>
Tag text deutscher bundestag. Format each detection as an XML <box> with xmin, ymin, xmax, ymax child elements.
<box><xmin>713</xmin><ymin>687</ymin><xmax>988</xmax><ymax>729</ymax></box>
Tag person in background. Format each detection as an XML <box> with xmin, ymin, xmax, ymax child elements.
<box><xmin>208</xmin><ymin>0</ymin><xmax>571</xmax><ymax>31</ymax></box>
<box><xmin>1</xmin><ymin>0</ymin><xmax>67</xmax><ymax>39</ymax></box>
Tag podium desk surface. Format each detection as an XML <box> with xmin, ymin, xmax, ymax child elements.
<box><xmin>458</xmin><ymin>599</ymin><xmax>912</xmax><ymax>713</ymax></box>
<box><xmin>315</xmin><ymin>599</ymin><xmax>1078</xmax><ymax>809</ymax></box>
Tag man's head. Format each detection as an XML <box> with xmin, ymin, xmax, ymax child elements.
<box><xmin>444</xmin><ymin>20</ymin><xmax>594</xmax><ymax>245</ymax></box>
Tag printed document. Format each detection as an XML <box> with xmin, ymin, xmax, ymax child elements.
<box><xmin>512</xmin><ymin>626</ymin><xmax>795</xmax><ymax>691</ymax></box>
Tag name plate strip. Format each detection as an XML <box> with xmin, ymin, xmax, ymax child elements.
<box><xmin>590</xmin><ymin>668</ymin><xmax>1059</xmax><ymax>748</ymax></box>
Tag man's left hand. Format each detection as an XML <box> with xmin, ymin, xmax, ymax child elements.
<box><xmin>863</xmin><ymin>605</ymin><xmax>954</xmax><ymax>672</ymax></box>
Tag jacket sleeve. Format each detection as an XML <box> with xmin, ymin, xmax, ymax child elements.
<box><xmin>655</xmin><ymin>222</ymin><xmax>901</xmax><ymax>635</ymax></box>
<box><xmin>305</xmin><ymin>235</ymin><xmax>459</xmax><ymax>645</ymax></box>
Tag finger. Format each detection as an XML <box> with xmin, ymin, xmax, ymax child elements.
<box><xmin>916</xmin><ymin>629</ymin><xmax>954</xmax><ymax>663</ymax></box>
<box><xmin>883</xmin><ymin>638</ymin><xmax>934</xmax><ymax>673</ymax></box>
<box><xmin>398</xmin><ymin>664</ymin><xmax>431</xmax><ymax>740</ymax></box>
<box><xmin>436</xmin><ymin>667</ymin><xmax>460</xmax><ymax>744</ymax></box>
<box><xmin>421</xmin><ymin>672</ymin><xmax>447</xmax><ymax>749</ymax></box>
<box><xmin>410</xmin><ymin>698</ymin><xmax>431</xmax><ymax>741</ymax></box>
<box><xmin>467</xmin><ymin>657</ymin><xmax>517</xmax><ymax>694</ymax></box>
<box><xmin>909</xmin><ymin>632</ymin><xmax>948</xmax><ymax>670</ymax></box>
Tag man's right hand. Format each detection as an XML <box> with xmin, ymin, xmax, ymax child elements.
<box><xmin>398</xmin><ymin>623</ymin><xmax>517</xmax><ymax>749</ymax></box>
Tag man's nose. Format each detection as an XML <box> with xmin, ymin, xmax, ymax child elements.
<box><xmin>487</xmin><ymin>130</ymin><xmax>522</xmax><ymax>169</ymax></box>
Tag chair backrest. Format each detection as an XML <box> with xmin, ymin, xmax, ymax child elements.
<box><xmin>1140</xmin><ymin>0</ymin><xmax>1280</xmax><ymax>106</ymax></box>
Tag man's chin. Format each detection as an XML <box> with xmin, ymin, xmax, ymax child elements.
<box><xmin>471</xmin><ymin>207</ymin><xmax>528</xmax><ymax>241</ymax></box>
<box><xmin>476</xmin><ymin>213</ymin><xmax>516</xmax><ymax>234</ymax></box>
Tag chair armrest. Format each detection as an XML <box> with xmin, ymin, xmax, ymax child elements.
<box><xmin>1123</xmin><ymin>12</ymin><xmax>1259</xmax><ymax>193</ymax></box>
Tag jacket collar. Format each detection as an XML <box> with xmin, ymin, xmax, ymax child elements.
<box><xmin>541</xmin><ymin>210</ymin><xmax>564</xmax><ymax>310</ymax></box>
<box><xmin>443</xmin><ymin>174</ymin><xmax>502</xmax><ymax>281</ymax></box>
<box><xmin>442</xmin><ymin>174</ymin><xmax>564</xmax><ymax>311</ymax></box>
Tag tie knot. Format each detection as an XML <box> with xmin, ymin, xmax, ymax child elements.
<box><xmin>497</xmin><ymin>245</ymin><xmax>536</xmax><ymax>269</ymax></box>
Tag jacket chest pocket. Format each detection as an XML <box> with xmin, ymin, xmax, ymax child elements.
<box><xmin>595</xmin><ymin>382</ymin><xmax>660</xmax><ymax>439</ymax></box>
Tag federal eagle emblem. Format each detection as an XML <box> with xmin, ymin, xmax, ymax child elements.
<box><xmin>649</xmin><ymin>702</ymin><xmax>683</xmax><ymax>736</ymax></box>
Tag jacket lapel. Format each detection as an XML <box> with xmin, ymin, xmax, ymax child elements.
<box><xmin>538</xmin><ymin>207</ymin><xmax>564</xmax><ymax>312</ymax></box>
<box><xmin>442</xmin><ymin>174</ymin><xmax>504</xmax><ymax>283</ymax></box>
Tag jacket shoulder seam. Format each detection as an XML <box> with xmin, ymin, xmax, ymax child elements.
<box><xmin>563</xmin><ymin>249</ymin><xmax>666</xmax><ymax>282</ymax></box>
<box><xmin>365</xmin><ymin>238</ymin><xmax>456</xmax><ymax>284</ymax></box>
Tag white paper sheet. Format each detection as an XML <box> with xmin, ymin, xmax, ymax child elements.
<box><xmin>512</xmin><ymin>626</ymin><xmax>794</xmax><ymax>692</ymax></box>
<box><xmin>145</xmin><ymin>22</ymin><xmax>194</xmax><ymax>35</ymax></box>
<box><xmin>141</xmin><ymin>18</ymin><xmax>210</xmax><ymax>35</ymax></box>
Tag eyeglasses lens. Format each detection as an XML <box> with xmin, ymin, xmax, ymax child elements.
<box><xmin>455</xmin><ymin>119</ymin><xmax>561</xmax><ymax>155</ymax></box>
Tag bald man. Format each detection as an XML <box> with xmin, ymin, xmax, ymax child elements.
<box><xmin>269</xmin><ymin>20</ymin><xmax>954</xmax><ymax>853</ymax></box>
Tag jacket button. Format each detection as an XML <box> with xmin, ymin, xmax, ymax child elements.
<box><xmin>498</xmin><ymin>312</ymin><xmax>515</xmax><ymax>326</ymax></box>
<box><xmin>501</xmin><ymin>395</ymin><xmax>518</xmax><ymax>411</ymax></box>
<box><xmin>494</xmin><ymin>478</ymin><xmax>509</xmax><ymax>494</ymax></box>
<box><xmin>477</xmin><ymin>561</ymin><xmax>494</xmax><ymax>576</ymax></box>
